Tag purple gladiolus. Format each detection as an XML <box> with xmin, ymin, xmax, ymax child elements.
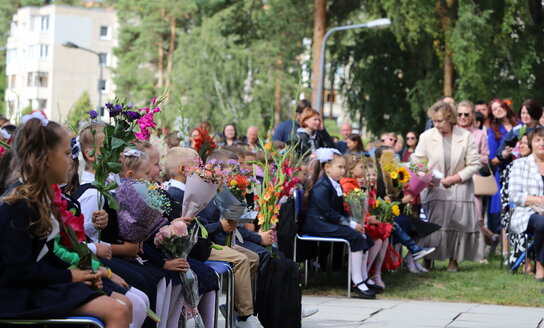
<box><xmin>105</xmin><ymin>102</ymin><xmax>113</xmax><ymax>110</ymax></box>
<box><xmin>89</xmin><ymin>110</ymin><xmax>98</xmax><ymax>119</ymax></box>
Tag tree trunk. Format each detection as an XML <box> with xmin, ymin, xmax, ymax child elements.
<box><xmin>274</xmin><ymin>56</ymin><xmax>283</xmax><ymax>127</ymax></box>
<box><xmin>311</xmin><ymin>0</ymin><xmax>326</xmax><ymax>110</ymax></box>
<box><xmin>156</xmin><ymin>10</ymin><xmax>166</xmax><ymax>89</ymax></box>
<box><xmin>436</xmin><ymin>0</ymin><xmax>456</xmax><ymax>97</ymax></box>
<box><xmin>165</xmin><ymin>16</ymin><xmax>177</xmax><ymax>101</ymax></box>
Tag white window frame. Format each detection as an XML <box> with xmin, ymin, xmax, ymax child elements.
<box><xmin>99</xmin><ymin>25</ymin><xmax>111</xmax><ymax>40</ymax></box>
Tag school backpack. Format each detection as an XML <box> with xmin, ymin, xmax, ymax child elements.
<box><xmin>255</xmin><ymin>250</ymin><xmax>302</xmax><ymax>328</ymax></box>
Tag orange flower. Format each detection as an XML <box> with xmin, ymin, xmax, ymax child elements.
<box><xmin>270</xmin><ymin>215</ymin><xmax>279</xmax><ymax>225</ymax></box>
<box><xmin>257</xmin><ymin>212</ymin><xmax>265</xmax><ymax>225</ymax></box>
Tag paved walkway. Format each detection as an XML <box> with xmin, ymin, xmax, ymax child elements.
<box><xmin>300</xmin><ymin>296</ymin><xmax>544</xmax><ymax>328</ymax></box>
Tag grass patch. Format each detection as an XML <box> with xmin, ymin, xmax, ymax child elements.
<box><xmin>302</xmin><ymin>255</ymin><xmax>544</xmax><ymax>307</ymax></box>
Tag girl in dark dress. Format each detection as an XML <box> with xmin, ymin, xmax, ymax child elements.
<box><xmin>0</xmin><ymin>116</ymin><xmax>130</xmax><ymax>327</ymax></box>
<box><xmin>302</xmin><ymin>148</ymin><xmax>377</xmax><ymax>299</ymax></box>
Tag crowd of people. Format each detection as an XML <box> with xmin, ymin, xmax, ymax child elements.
<box><xmin>0</xmin><ymin>95</ymin><xmax>543</xmax><ymax>328</ymax></box>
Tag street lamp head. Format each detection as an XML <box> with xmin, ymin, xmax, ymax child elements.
<box><xmin>364</xmin><ymin>18</ymin><xmax>392</xmax><ymax>29</ymax></box>
<box><xmin>62</xmin><ymin>41</ymin><xmax>80</xmax><ymax>49</ymax></box>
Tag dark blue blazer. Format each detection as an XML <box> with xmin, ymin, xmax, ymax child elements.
<box><xmin>303</xmin><ymin>174</ymin><xmax>350</xmax><ymax>234</ymax></box>
<box><xmin>272</xmin><ymin>119</ymin><xmax>299</xmax><ymax>144</ymax></box>
<box><xmin>198</xmin><ymin>201</ymin><xmax>262</xmax><ymax>246</ymax></box>
<box><xmin>166</xmin><ymin>186</ymin><xmax>185</xmax><ymax>219</ymax></box>
<box><xmin>335</xmin><ymin>140</ymin><xmax>348</xmax><ymax>154</ymax></box>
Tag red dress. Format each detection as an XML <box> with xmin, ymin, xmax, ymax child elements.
<box><xmin>339</xmin><ymin>179</ymin><xmax>392</xmax><ymax>241</ymax></box>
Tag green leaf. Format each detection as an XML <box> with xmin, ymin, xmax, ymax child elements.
<box><xmin>104</xmin><ymin>182</ymin><xmax>119</xmax><ymax>191</ymax></box>
<box><xmin>146</xmin><ymin>308</ymin><xmax>160</xmax><ymax>323</ymax></box>
<box><xmin>107</xmin><ymin>162</ymin><xmax>122</xmax><ymax>173</ymax></box>
<box><xmin>111</xmin><ymin>137</ymin><xmax>126</xmax><ymax>150</ymax></box>
<box><xmin>193</xmin><ymin>217</ymin><xmax>209</xmax><ymax>238</ymax></box>
<box><xmin>211</xmin><ymin>244</ymin><xmax>223</xmax><ymax>250</ymax></box>
<box><xmin>105</xmin><ymin>193</ymin><xmax>120</xmax><ymax>211</ymax></box>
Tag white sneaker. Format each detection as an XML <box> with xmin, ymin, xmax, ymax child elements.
<box><xmin>414</xmin><ymin>261</ymin><xmax>429</xmax><ymax>273</ymax></box>
<box><xmin>301</xmin><ymin>305</ymin><xmax>319</xmax><ymax>318</ymax></box>
<box><xmin>235</xmin><ymin>315</ymin><xmax>263</xmax><ymax>328</ymax></box>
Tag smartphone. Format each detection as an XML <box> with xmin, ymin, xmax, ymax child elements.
<box><xmin>505</xmin><ymin>136</ymin><xmax>518</xmax><ymax>148</ymax></box>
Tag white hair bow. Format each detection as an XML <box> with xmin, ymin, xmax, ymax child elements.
<box><xmin>123</xmin><ymin>148</ymin><xmax>141</xmax><ymax>158</ymax></box>
<box><xmin>0</xmin><ymin>128</ymin><xmax>10</xmax><ymax>140</ymax></box>
<box><xmin>315</xmin><ymin>148</ymin><xmax>341</xmax><ymax>163</ymax></box>
<box><xmin>22</xmin><ymin>111</ymin><xmax>48</xmax><ymax>127</ymax></box>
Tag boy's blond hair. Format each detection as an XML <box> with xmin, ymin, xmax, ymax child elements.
<box><xmin>164</xmin><ymin>147</ymin><xmax>199</xmax><ymax>177</ymax></box>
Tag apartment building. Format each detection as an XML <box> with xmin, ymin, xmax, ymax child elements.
<box><xmin>5</xmin><ymin>4</ymin><xmax>117</xmax><ymax>122</ymax></box>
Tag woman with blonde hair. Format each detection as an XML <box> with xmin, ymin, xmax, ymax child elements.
<box><xmin>413</xmin><ymin>101</ymin><xmax>484</xmax><ymax>272</ymax></box>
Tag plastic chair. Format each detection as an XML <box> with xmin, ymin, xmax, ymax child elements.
<box><xmin>292</xmin><ymin>189</ymin><xmax>352</xmax><ymax>298</ymax></box>
<box><xmin>0</xmin><ymin>316</ymin><xmax>104</xmax><ymax>327</ymax></box>
<box><xmin>205</xmin><ymin>260</ymin><xmax>235</xmax><ymax>328</ymax></box>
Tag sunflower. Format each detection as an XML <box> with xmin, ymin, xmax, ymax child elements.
<box><xmin>390</xmin><ymin>171</ymin><xmax>399</xmax><ymax>179</ymax></box>
<box><xmin>392</xmin><ymin>205</ymin><xmax>400</xmax><ymax>216</ymax></box>
<box><xmin>396</xmin><ymin>167</ymin><xmax>410</xmax><ymax>184</ymax></box>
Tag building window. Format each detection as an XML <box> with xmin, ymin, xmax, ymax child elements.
<box><xmin>41</xmin><ymin>16</ymin><xmax>49</xmax><ymax>31</ymax></box>
<box><xmin>40</xmin><ymin>44</ymin><xmax>48</xmax><ymax>59</ymax></box>
<box><xmin>98</xmin><ymin>53</ymin><xmax>108</xmax><ymax>66</ymax></box>
<box><xmin>27</xmin><ymin>71</ymin><xmax>48</xmax><ymax>87</ymax></box>
<box><xmin>27</xmin><ymin>72</ymin><xmax>34</xmax><ymax>87</ymax></box>
<box><xmin>6</xmin><ymin>49</ymin><xmax>16</xmax><ymax>65</ymax></box>
<box><xmin>99</xmin><ymin>26</ymin><xmax>110</xmax><ymax>40</ymax></box>
<box><xmin>7</xmin><ymin>75</ymin><xmax>16</xmax><ymax>89</ymax></box>
<box><xmin>28</xmin><ymin>44</ymin><xmax>48</xmax><ymax>59</ymax></box>
<box><xmin>30</xmin><ymin>15</ymin><xmax>49</xmax><ymax>32</ymax></box>
<box><xmin>37</xmin><ymin>99</ymin><xmax>47</xmax><ymax>110</ymax></box>
<box><xmin>99</xmin><ymin>79</ymin><xmax>107</xmax><ymax>93</ymax></box>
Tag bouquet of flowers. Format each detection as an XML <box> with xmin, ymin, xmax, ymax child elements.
<box><xmin>116</xmin><ymin>179</ymin><xmax>170</xmax><ymax>242</ymax></box>
<box><xmin>343</xmin><ymin>188</ymin><xmax>368</xmax><ymax>224</ymax></box>
<box><xmin>405</xmin><ymin>159</ymin><xmax>433</xmax><ymax>195</ymax></box>
<box><xmin>369</xmin><ymin>197</ymin><xmax>401</xmax><ymax>223</ymax></box>
<box><xmin>193</xmin><ymin>126</ymin><xmax>216</xmax><ymax>162</ymax></box>
<box><xmin>379</xmin><ymin>151</ymin><xmax>411</xmax><ymax>198</ymax></box>
<box><xmin>154</xmin><ymin>221</ymin><xmax>204</xmax><ymax>328</ymax></box>
<box><xmin>183</xmin><ymin>160</ymin><xmax>225</xmax><ymax>223</ymax></box>
<box><xmin>216</xmin><ymin>161</ymin><xmax>258</xmax><ymax>246</ymax></box>
<box><xmin>89</xmin><ymin>96</ymin><xmax>165</xmax><ymax>213</ymax></box>
<box><xmin>277</xmin><ymin>159</ymin><xmax>301</xmax><ymax>200</ymax></box>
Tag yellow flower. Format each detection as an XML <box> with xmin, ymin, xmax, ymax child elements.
<box><xmin>230</xmin><ymin>180</ymin><xmax>238</xmax><ymax>187</ymax></box>
<box><xmin>397</xmin><ymin>167</ymin><xmax>410</xmax><ymax>184</ymax></box>
<box><xmin>392</xmin><ymin>205</ymin><xmax>400</xmax><ymax>216</ymax></box>
<box><xmin>264</xmin><ymin>142</ymin><xmax>272</xmax><ymax>152</ymax></box>
<box><xmin>390</xmin><ymin>171</ymin><xmax>398</xmax><ymax>179</ymax></box>
<box><xmin>375</xmin><ymin>199</ymin><xmax>381</xmax><ymax>208</ymax></box>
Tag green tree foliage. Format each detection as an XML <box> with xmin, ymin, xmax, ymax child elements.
<box><xmin>336</xmin><ymin>0</ymin><xmax>544</xmax><ymax>135</ymax></box>
<box><xmin>67</xmin><ymin>91</ymin><xmax>92</xmax><ymax>129</ymax></box>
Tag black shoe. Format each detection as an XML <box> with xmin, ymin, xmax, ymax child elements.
<box><xmin>364</xmin><ymin>278</ymin><xmax>384</xmax><ymax>294</ymax></box>
<box><xmin>351</xmin><ymin>281</ymin><xmax>376</xmax><ymax>299</ymax></box>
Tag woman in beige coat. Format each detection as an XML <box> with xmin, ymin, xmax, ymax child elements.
<box><xmin>412</xmin><ymin>101</ymin><xmax>484</xmax><ymax>271</ymax></box>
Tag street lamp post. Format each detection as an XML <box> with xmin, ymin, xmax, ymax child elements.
<box><xmin>63</xmin><ymin>41</ymin><xmax>103</xmax><ymax>113</ymax></box>
<box><xmin>315</xmin><ymin>18</ymin><xmax>392</xmax><ymax>114</ymax></box>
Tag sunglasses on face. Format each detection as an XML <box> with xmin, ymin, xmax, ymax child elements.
<box><xmin>457</xmin><ymin>113</ymin><xmax>470</xmax><ymax>117</ymax></box>
<box><xmin>380</xmin><ymin>138</ymin><xmax>397</xmax><ymax>143</ymax></box>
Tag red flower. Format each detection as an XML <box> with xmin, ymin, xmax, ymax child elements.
<box><xmin>52</xmin><ymin>185</ymin><xmax>86</xmax><ymax>247</ymax></box>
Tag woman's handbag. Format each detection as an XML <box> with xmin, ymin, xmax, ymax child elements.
<box><xmin>473</xmin><ymin>163</ymin><xmax>498</xmax><ymax>196</ymax></box>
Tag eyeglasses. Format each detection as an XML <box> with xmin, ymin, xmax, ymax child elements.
<box><xmin>380</xmin><ymin>138</ymin><xmax>397</xmax><ymax>144</ymax></box>
<box><xmin>457</xmin><ymin>113</ymin><xmax>470</xmax><ymax>117</ymax></box>
<box><xmin>406</xmin><ymin>136</ymin><xmax>416</xmax><ymax>140</ymax></box>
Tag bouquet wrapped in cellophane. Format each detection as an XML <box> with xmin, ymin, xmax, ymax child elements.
<box><xmin>215</xmin><ymin>161</ymin><xmax>257</xmax><ymax>246</ymax></box>
<box><xmin>380</xmin><ymin>151</ymin><xmax>411</xmax><ymax>198</ymax></box>
<box><xmin>343</xmin><ymin>188</ymin><xmax>368</xmax><ymax>224</ymax></box>
<box><xmin>116</xmin><ymin>179</ymin><xmax>170</xmax><ymax>242</ymax></box>
<box><xmin>405</xmin><ymin>158</ymin><xmax>432</xmax><ymax>195</ymax></box>
<box><xmin>154</xmin><ymin>221</ymin><xmax>204</xmax><ymax>328</ymax></box>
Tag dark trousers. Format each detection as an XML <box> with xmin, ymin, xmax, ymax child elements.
<box><xmin>526</xmin><ymin>214</ymin><xmax>544</xmax><ymax>264</ymax></box>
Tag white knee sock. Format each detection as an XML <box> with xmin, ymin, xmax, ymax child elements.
<box><xmin>166</xmin><ymin>284</ymin><xmax>183</xmax><ymax>328</ymax></box>
<box><xmin>126</xmin><ymin>288</ymin><xmax>148</xmax><ymax>328</ymax></box>
<box><xmin>198</xmin><ymin>291</ymin><xmax>216</xmax><ymax>328</ymax></box>
<box><xmin>350</xmin><ymin>251</ymin><xmax>369</xmax><ymax>291</ymax></box>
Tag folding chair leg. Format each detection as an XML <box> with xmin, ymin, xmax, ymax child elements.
<box><xmin>304</xmin><ymin>259</ymin><xmax>308</xmax><ymax>287</ymax></box>
<box><xmin>347</xmin><ymin>244</ymin><xmax>351</xmax><ymax>298</ymax></box>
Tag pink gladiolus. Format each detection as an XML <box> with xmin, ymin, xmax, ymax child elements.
<box><xmin>170</xmin><ymin>221</ymin><xmax>188</xmax><ymax>237</ymax></box>
<box><xmin>134</xmin><ymin>106</ymin><xmax>161</xmax><ymax>141</ymax></box>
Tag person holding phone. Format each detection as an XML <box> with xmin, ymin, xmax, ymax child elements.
<box><xmin>487</xmin><ymin>99</ymin><xmax>520</xmax><ymax>237</ymax></box>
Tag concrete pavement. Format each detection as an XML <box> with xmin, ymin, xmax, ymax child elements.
<box><xmin>300</xmin><ymin>296</ymin><xmax>544</xmax><ymax>328</ymax></box>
